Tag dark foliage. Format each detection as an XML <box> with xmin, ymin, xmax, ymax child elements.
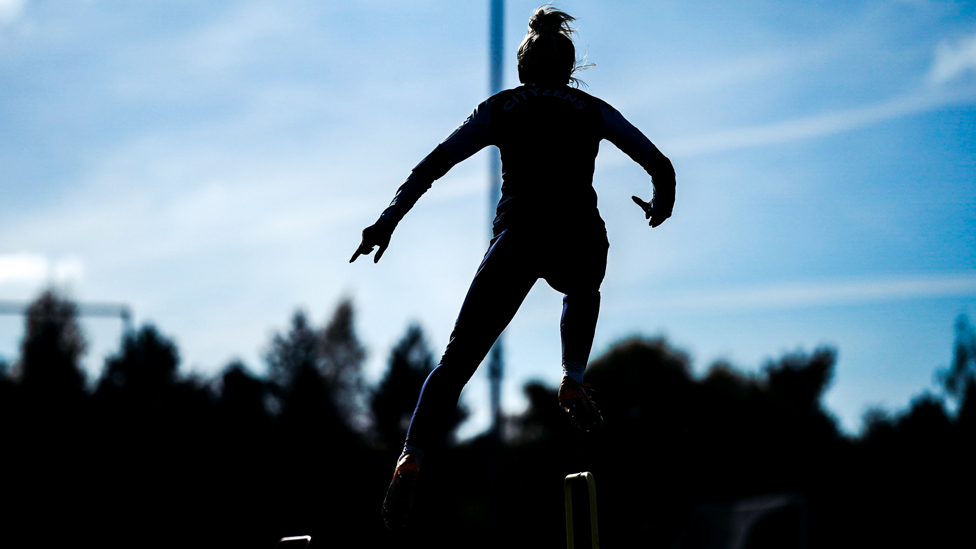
<box><xmin>17</xmin><ymin>289</ymin><xmax>87</xmax><ymax>403</ymax></box>
<box><xmin>371</xmin><ymin>324</ymin><xmax>467</xmax><ymax>451</ymax></box>
<box><xmin>938</xmin><ymin>313</ymin><xmax>976</xmax><ymax>403</ymax></box>
<box><xmin>0</xmin><ymin>290</ymin><xmax>972</xmax><ymax>548</ymax></box>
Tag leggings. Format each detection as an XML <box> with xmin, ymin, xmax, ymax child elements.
<box><xmin>404</xmin><ymin>226</ymin><xmax>609</xmax><ymax>450</ymax></box>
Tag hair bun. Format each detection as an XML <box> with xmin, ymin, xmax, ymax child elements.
<box><xmin>527</xmin><ymin>6</ymin><xmax>576</xmax><ymax>36</ymax></box>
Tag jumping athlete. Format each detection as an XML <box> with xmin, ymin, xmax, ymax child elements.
<box><xmin>350</xmin><ymin>6</ymin><xmax>675</xmax><ymax>530</ymax></box>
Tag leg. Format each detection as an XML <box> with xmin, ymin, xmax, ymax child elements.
<box><xmin>556</xmin><ymin>291</ymin><xmax>605</xmax><ymax>432</ymax></box>
<box><xmin>545</xmin><ymin>229</ymin><xmax>609</xmax><ymax>380</ymax></box>
<box><xmin>404</xmin><ymin>230</ymin><xmax>537</xmax><ymax>451</ymax></box>
<box><xmin>560</xmin><ymin>290</ymin><xmax>601</xmax><ymax>382</ymax></box>
<box><xmin>384</xmin><ymin>232</ymin><xmax>536</xmax><ymax>530</ymax></box>
<box><xmin>545</xmin><ymin>230</ymin><xmax>609</xmax><ymax>432</ymax></box>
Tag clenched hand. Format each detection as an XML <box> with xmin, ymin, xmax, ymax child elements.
<box><xmin>631</xmin><ymin>195</ymin><xmax>670</xmax><ymax>228</ymax></box>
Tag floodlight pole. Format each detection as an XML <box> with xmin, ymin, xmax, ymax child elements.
<box><xmin>487</xmin><ymin>0</ymin><xmax>504</xmax><ymax>442</ymax></box>
<box><xmin>0</xmin><ymin>300</ymin><xmax>133</xmax><ymax>333</ymax></box>
<box><xmin>486</xmin><ymin>0</ymin><xmax>506</xmax><ymax>532</ymax></box>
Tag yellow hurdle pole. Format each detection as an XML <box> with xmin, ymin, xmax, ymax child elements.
<box><xmin>564</xmin><ymin>472</ymin><xmax>599</xmax><ymax>549</ymax></box>
<box><xmin>565</xmin><ymin>476</ymin><xmax>575</xmax><ymax>549</ymax></box>
<box><xmin>274</xmin><ymin>536</ymin><xmax>311</xmax><ymax>549</ymax></box>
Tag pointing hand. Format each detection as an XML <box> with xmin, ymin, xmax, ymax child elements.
<box><xmin>350</xmin><ymin>220</ymin><xmax>395</xmax><ymax>263</ymax></box>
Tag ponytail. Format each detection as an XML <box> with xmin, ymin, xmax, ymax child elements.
<box><xmin>517</xmin><ymin>6</ymin><xmax>592</xmax><ymax>87</ymax></box>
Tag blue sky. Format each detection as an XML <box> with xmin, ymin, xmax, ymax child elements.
<box><xmin>1</xmin><ymin>0</ymin><xmax>974</xmax><ymax>436</ymax></box>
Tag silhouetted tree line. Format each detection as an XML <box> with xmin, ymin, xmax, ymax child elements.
<box><xmin>0</xmin><ymin>289</ymin><xmax>973</xmax><ymax>548</ymax></box>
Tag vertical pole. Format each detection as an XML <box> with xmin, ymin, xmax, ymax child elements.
<box><xmin>487</xmin><ymin>0</ymin><xmax>504</xmax><ymax>440</ymax></box>
<box><xmin>120</xmin><ymin>306</ymin><xmax>134</xmax><ymax>335</ymax></box>
<box><xmin>487</xmin><ymin>0</ymin><xmax>505</xmax><ymax>534</ymax></box>
<box><xmin>565</xmin><ymin>480</ymin><xmax>576</xmax><ymax>549</ymax></box>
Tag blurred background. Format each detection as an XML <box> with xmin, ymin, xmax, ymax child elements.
<box><xmin>1</xmin><ymin>1</ymin><xmax>974</xmax><ymax>547</ymax></box>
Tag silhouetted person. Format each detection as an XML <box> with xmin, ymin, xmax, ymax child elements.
<box><xmin>350</xmin><ymin>6</ymin><xmax>675</xmax><ymax>530</ymax></box>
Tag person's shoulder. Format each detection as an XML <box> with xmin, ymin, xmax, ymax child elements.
<box><xmin>485</xmin><ymin>84</ymin><xmax>606</xmax><ymax>113</ymax></box>
<box><xmin>577</xmin><ymin>89</ymin><xmax>616</xmax><ymax>114</ymax></box>
<box><xmin>559</xmin><ymin>86</ymin><xmax>615</xmax><ymax>115</ymax></box>
<box><xmin>567</xmin><ymin>86</ymin><xmax>600</xmax><ymax>101</ymax></box>
<box><xmin>476</xmin><ymin>88</ymin><xmax>517</xmax><ymax>113</ymax></box>
<box><xmin>465</xmin><ymin>91</ymin><xmax>510</xmax><ymax>118</ymax></box>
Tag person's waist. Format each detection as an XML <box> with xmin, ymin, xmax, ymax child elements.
<box><xmin>492</xmin><ymin>207</ymin><xmax>605</xmax><ymax>233</ymax></box>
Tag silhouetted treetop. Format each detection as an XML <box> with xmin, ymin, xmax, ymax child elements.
<box><xmin>584</xmin><ymin>336</ymin><xmax>694</xmax><ymax>427</ymax></box>
<box><xmin>260</xmin><ymin>302</ymin><xmax>368</xmax><ymax>438</ymax></box>
<box><xmin>320</xmin><ymin>300</ymin><xmax>366</xmax><ymax>381</ymax></box>
<box><xmin>265</xmin><ymin>310</ymin><xmax>319</xmax><ymax>392</ymax></box>
<box><xmin>588</xmin><ymin>336</ymin><xmax>692</xmax><ymax>379</ymax></box>
<box><xmin>319</xmin><ymin>299</ymin><xmax>367</xmax><ymax>429</ymax></box>
<box><xmin>218</xmin><ymin>360</ymin><xmax>271</xmax><ymax>426</ymax></box>
<box><xmin>98</xmin><ymin>325</ymin><xmax>179</xmax><ymax>396</ymax></box>
<box><xmin>939</xmin><ymin>313</ymin><xmax>976</xmax><ymax>404</ymax></box>
<box><xmin>897</xmin><ymin>393</ymin><xmax>952</xmax><ymax>442</ymax></box>
<box><xmin>703</xmin><ymin>359</ymin><xmax>757</xmax><ymax>399</ymax></box>
<box><xmin>762</xmin><ymin>347</ymin><xmax>835</xmax><ymax>414</ymax></box>
<box><xmin>508</xmin><ymin>380</ymin><xmax>569</xmax><ymax>445</ymax></box>
<box><xmin>17</xmin><ymin>289</ymin><xmax>86</xmax><ymax>398</ymax></box>
<box><xmin>372</xmin><ymin>324</ymin><xmax>441</xmax><ymax>447</ymax></box>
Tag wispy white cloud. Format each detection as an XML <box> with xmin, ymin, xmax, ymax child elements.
<box><xmin>666</xmin><ymin>86</ymin><xmax>976</xmax><ymax>158</ymax></box>
<box><xmin>651</xmin><ymin>26</ymin><xmax>976</xmax><ymax>159</ymax></box>
<box><xmin>930</xmin><ymin>30</ymin><xmax>976</xmax><ymax>85</ymax></box>
<box><xmin>654</xmin><ymin>273</ymin><xmax>976</xmax><ymax>312</ymax></box>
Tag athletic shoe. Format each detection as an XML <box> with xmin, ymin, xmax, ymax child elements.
<box><xmin>381</xmin><ymin>452</ymin><xmax>421</xmax><ymax>530</ymax></box>
<box><xmin>557</xmin><ymin>375</ymin><xmax>604</xmax><ymax>432</ymax></box>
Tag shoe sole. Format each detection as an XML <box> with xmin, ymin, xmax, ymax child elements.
<box><xmin>562</xmin><ymin>402</ymin><xmax>604</xmax><ymax>432</ymax></box>
<box><xmin>381</xmin><ymin>471</ymin><xmax>417</xmax><ymax>530</ymax></box>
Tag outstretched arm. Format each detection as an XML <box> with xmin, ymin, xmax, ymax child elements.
<box><xmin>351</xmin><ymin>101</ymin><xmax>494</xmax><ymax>263</ymax></box>
<box><xmin>599</xmin><ymin>102</ymin><xmax>675</xmax><ymax>228</ymax></box>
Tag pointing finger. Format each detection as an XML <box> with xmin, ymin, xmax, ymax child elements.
<box><xmin>350</xmin><ymin>242</ymin><xmax>371</xmax><ymax>263</ymax></box>
<box><xmin>632</xmin><ymin>196</ymin><xmax>652</xmax><ymax>218</ymax></box>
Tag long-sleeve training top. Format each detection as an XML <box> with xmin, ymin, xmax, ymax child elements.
<box><xmin>379</xmin><ymin>83</ymin><xmax>675</xmax><ymax>237</ymax></box>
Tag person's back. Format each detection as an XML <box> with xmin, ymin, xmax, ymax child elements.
<box><xmin>488</xmin><ymin>83</ymin><xmax>605</xmax><ymax>233</ymax></box>
<box><xmin>438</xmin><ymin>78</ymin><xmax>671</xmax><ymax>237</ymax></box>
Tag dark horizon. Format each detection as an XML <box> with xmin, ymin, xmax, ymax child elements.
<box><xmin>2</xmin><ymin>289</ymin><xmax>973</xmax><ymax>548</ymax></box>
